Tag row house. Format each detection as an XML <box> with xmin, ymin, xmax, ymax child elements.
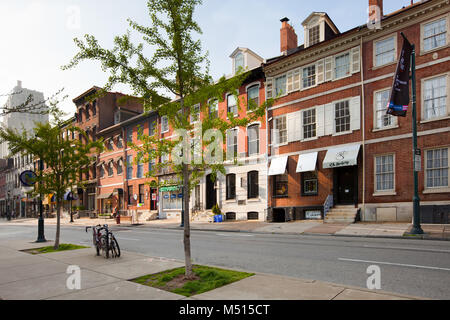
<box><xmin>155</xmin><ymin>48</ymin><xmax>269</xmax><ymax>221</ymax></box>
<box><xmin>265</xmin><ymin>0</ymin><xmax>450</xmax><ymax>223</ymax></box>
<box><xmin>71</xmin><ymin>86</ymin><xmax>143</xmax><ymax>213</ymax></box>
<box><xmin>96</xmin><ymin>111</ymin><xmax>159</xmax><ymax>221</ymax></box>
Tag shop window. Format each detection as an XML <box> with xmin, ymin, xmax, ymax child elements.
<box><xmin>302</xmin><ymin>171</ymin><xmax>318</xmax><ymax>196</ymax></box>
<box><xmin>273</xmin><ymin>174</ymin><xmax>288</xmax><ymax>197</ymax></box>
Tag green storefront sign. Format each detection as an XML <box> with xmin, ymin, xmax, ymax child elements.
<box><xmin>159</xmin><ymin>186</ymin><xmax>180</xmax><ymax>192</ymax></box>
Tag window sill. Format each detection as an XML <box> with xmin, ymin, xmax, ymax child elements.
<box><xmin>272</xmin><ymin>195</ymin><xmax>289</xmax><ymax>198</ymax></box>
<box><xmin>373</xmin><ymin>191</ymin><xmax>397</xmax><ymax>197</ymax></box>
<box><xmin>301</xmin><ymin>137</ymin><xmax>318</xmax><ymax>142</ymax></box>
<box><xmin>372</xmin><ymin>125</ymin><xmax>399</xmax><ymax>132</ymax></box>
<box><xmin>301</xmin><ymin>192</ymin><xmax>318</xmax><ymax>197</ymax></box>
<box><xmin>420</xmin><ymin>43</ymin><xmax>450</xmax><ymax>56</ymax></box>
<box><xmin>225</xmin><ymin>199</ymin><xmax>236</xmax><ymax>203</ymax></box>
<box><xmin>273</xmin><ymin>142</ymin><xmax>288</xmax><ymax>147</ymax></box>
<box><xmin>247</xmin><ymin>197</ymin><xmax>261</xmax><ymax>202</ymax></box>
<box><xmin>420</xmin><ymin>115</ymin><xmax>450</xmax><ymax>124</ymax></box>
<box><xmin>332</xmin><ymin>130</ymin><xmax>352</xmax><ymax>137</ymax></box>
<box><xmin>423</xmin><ymin>187</ymin><xmax>450</xmax><ymax>194</ymax></box>
<box><xmin>371</xmin><ymin>61</ymin><xmax>397</xmax><ymax>71</ymax></box>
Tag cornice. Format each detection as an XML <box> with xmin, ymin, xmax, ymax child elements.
<box><xmin>265</xmin><ymin>0</ymin><xmax>449</xmax><ymax>77</ymax></box>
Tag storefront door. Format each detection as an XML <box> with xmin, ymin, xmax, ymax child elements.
<box><xmin>334</xmin><ymin>166</ymin><xmax>357</xmax><ymax>205</ymax></box>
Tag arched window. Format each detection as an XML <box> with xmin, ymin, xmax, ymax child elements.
<box><xmin>226</xmin><ymin>174</ymin><xmax>236</xmax><ymax>200</ymax></box>
<box><xmin>247</xmin><ymin>171</ymin><xmax>259</xmax><ymax>199</ymax></box>
<box><xmin>235</xmin><ymin>53</ymin><xmax>244</xmax><ymax>73</ymax></box>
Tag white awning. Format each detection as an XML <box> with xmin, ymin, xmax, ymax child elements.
<box><xmin>268</xmin><ymin>156</ymin><xmax>288</xmax><ymax>176</ymax></box>
<box><xmin>296</xmin><ymin>152</ymin><xmax>318</xmax><ymax>173</ymax></box>
<box><xmin>323</xmin><ymin>144</ymin><xmax>361</xmax><ymax>169</ymax></box>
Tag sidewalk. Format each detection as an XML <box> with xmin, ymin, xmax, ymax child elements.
<box><xmin>3</xmin><ymin>217</ymin><xmax>449</xmax><ymax>241</ymax></box>
<box><xmin>0</xmin><ymin>239</ymin><xmax>424</xmax><ymax>300</ymax></box>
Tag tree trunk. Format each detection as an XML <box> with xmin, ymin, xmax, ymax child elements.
<box><xmin>54</xmin><ymin>200</ymin><xmax>61</xmax><ymax>250</ymax></box>
<box><xmin>182</xmin><ymin>163</ymin><xmax>194</xmax><ymax>278</ymax></box>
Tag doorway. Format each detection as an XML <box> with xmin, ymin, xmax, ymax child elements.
<box><xmin>205</xmin><ymin>174</ymin><xmax>216</xmax><ymax>210</ymax></box>
<box><xmin>334</xmin><ymin>166</ymin><xmax>358</xmax><ymax>205</ymax></box>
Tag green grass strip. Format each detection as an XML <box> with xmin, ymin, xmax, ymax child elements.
<box><xmin>132</xmin><ymin>265</ymin><xmax>254</xmax><ymax>297</ymax></box>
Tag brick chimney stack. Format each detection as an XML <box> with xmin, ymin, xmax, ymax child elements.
<box><xmin>369</xmin><ymin>0</ymin><xmax>383</xmax><ymax>20</ymax></box>
<box><xmin>280</xmin><ymin>17</ymin><xmax>298</xmax><ymax>54</ymax></box>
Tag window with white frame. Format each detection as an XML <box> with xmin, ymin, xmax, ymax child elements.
<box><xmin>274</xmin><ymin>116</ymin><xmax>287</xmax><ymax>145</ymax></box>
<box><xmin>423</xmin><ymin>17</ymin><xmax>447</xmax><ymax>52</ymax></box>
<box><xmin>226</xmin><ymin>128</ymin><xmax>238</xmax><ymax>160</ymax></box>
<box><xmin>108</xmin><ymin>162</ymin><xmax>114</xmax><ymax>176</ymax></box>
<box><xmin>161</xmin><ymin>116</ymin><xmax>169</xmax><ymax>133</ymax></box>
<box><xmin>190</xmin><ymin>104</ymin><xmax>200</xmax><ymax>123</ymax></box>
<box><xmin>209</xmin><ymin>100</ymin><xmax>218</xmax><ymax>118</ymax></box>
<box><xmin>335</xmin><ymin>100</ymin><xmax>350</xmax><ymax>133</ymax></box>
<box><xmin>375</xmin><ymin>89</ymin><xmax>395</xmax><ymax>129</ymax></box>
<box><xmin>375</xmin><ymin>36</ymin><xmax>396</xmax><ymax>67</ymax></box>
<box><xmin>126</xmin><ymin>155</ymin><xmax>133</xmax><ymax>180</ymax></box>
<box><xmin>247</xmin><ymin>85</ymin><xmax>259</xmax><ymax>110</ymax></box>
<box><xmin>375</xmin><ymin>154</ymin><xmax>395</xmax><ymax>192</ymax></box>
<box><xmin>302</xmin><ymin>65</ymin><xmax>316</xmax><ymax>89</ymax></box>
<box><xmin>335</xmin><ymin>53</ymin><xmax>350</xmax><ymax>79</ymax></box>
<box><xmin>426</xmin><ymin>148</ymin><xmax>448</xmax><ymax>188</ymax></box>
<box><xmin>309</xmin><ymin>25</ymin><xmax>320</xmax><ymax>46</ymax></box>
<box><xmin>303</xmin><ymin>108</ymin><xmax>316</xmax><ymax>139</ymax></box>
<box><xmin>137</xmin><ymin>153</ymin><xmax>144</xmax><ymax>178</ymax></box>
<box><xmin>247</xmin><ymin>124</ymin><xmax>259</xmax><ymax>156</ymax></box>
<box><xmin>423</xmin><ymin>75</ymin><xmax>448</xmax><ymax>120</ymax></box>
<box><xmin>275</xmin><ymin>75</ymin><xmax>286</xmax><ymax>96</ymax></box>
<box><xmin>235</xmin><ymin>53</ymin><xmax>244</xmax><ymax>73</ymax></box>
<box><xmin>227</xmin><ymin>94</ymin><xmax>237</xmax><ymax>116</ymax></box>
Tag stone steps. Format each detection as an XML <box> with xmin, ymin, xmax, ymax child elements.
<box><xmin>325</xmin><ymin>206</ymin><xmax>358</xmax><ymax>224</ymax></box>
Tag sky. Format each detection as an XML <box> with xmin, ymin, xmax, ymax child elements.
<box><xmin>0</xmin><ymin>0</ymin><xmax>415</xmax><ymax>118</ymax></box>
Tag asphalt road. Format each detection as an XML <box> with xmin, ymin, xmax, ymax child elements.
<box><xmin>1</xmin><ymin>222</ymin><xmax>449</xmax><ymax>299</ymax></box>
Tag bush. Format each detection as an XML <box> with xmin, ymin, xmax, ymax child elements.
<box><xmin>212</xmin><ymin>204</ymin><xmax>222</xmax><ymax>216</ymax></box>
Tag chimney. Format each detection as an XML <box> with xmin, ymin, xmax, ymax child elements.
<box><xmin>280</xmin><ymin>17</ymin><xmax>298</xmax><ymax>54</ymax></box>
<box><xmin>369</xmin><ymin>0</ymin><xmax>383</xmax><ymax>21</ymax></box>
<box><xmin>17</xmin><ymin>80</ymin><xmax>22</xmax><ymax>88</ymax></box>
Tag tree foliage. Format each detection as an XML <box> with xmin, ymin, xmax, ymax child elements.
<box><xmin>63</xmin><ymin>0</ymin><xmax>274</xmax><ymax>277</ymax></box>
<box><xmin>0</xmin><ymin>96</ymin><xmax>104</xmax><ymax>249</ymax></box>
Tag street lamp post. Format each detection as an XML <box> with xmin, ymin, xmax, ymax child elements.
<box><xmin>36</xmin><ymin>159</ymin><xmax>46</xmax><ymax>243</ymax></box>
<box><xmin>179</xmin><ymin>185</ymin><xmax>184</xmax><ymax>228</ymax></box>
<box><xmin>7</xmin><ymin>191</ymin><xmax>10</xmax><ymax>221</ymax></box>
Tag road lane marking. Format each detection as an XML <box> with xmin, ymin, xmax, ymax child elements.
<box><xmin>115</xmin><ymin>237</ymin><xmax>140</xmax><ymax>241</ymax></box>
<box><xmin>363</xmin><ymin>244</ymin><xmax>450</xmax><ymax>253</ymax></box>
<box><xmin>339</xmin><ymin>258</ymin><xmax>450</xmax><ymax>271</ymax></box>
<box><xmin>215</xmin><ymin>233</ymin><xmax>254</xmax><ymax>237</ymax></box>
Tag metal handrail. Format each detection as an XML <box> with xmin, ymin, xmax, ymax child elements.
<box><xmin>323</xmin><ymin>194</ymin><xmax>333</xmax><ymax>220</ymax></box>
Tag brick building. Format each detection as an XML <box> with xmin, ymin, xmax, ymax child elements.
<box><xmin>265</xmin><ymin>0</ymin><xmax>450</xmax><ymax>223</ymax></box>
<box><xmin>72</xmin><ymin>86</ymin><xmax>143</xmax><ymax>214</ymax></box>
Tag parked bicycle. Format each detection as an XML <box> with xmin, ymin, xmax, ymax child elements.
<box><xmin>85</xmin><ymin>224</ymin><xmax>120</xmax><ymax>259</ymax></box>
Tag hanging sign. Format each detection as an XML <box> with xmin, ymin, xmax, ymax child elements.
<box><xmin>20</xmin><ymin>170</ymin><xmax>37</xmax><ymax>187</ymax></box>
<box><xmin>386</xmin><ymin>37</ymin><xmax>413</xmax><ymax>117</ymax></box>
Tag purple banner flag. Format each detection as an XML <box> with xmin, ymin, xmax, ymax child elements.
<box><xmin>386</xmin><ymin>37</ymin><xmax>413</xmax><ymax>117</ymax></box>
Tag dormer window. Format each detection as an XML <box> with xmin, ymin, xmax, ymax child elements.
<box><xmin>235</xmin><ymin>53</ymin><xmax>244</xmax><ymax>73</ymax></box>
<box><xmin>309</xmin><ymin>25</ymin><xmax>320</xmax><ymax>46</ymax></box>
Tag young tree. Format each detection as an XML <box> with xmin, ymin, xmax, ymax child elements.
<box><xmin>63</xmin><ymin>0</ymin><xmax>273</xmax><ymax>277</ymax></box>
<box><xmin>0</xmin><ymin>98</ymin><xmax>103</xmax><ymax>250</ymax></box>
